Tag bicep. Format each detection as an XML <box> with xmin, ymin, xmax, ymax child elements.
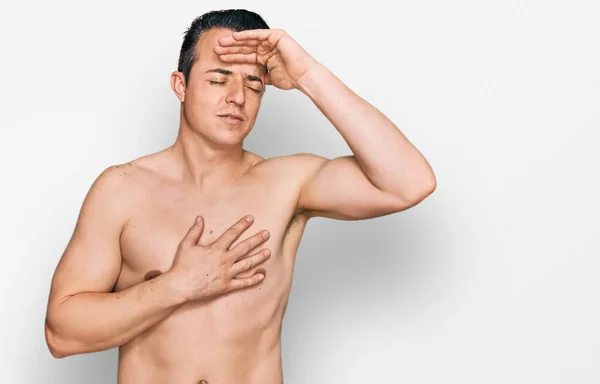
<box><xmin>297</xmin><ymin>154</ymin><xmax>409</xmax><ymax>220</ymax></box>
<box><xmin>48</xmin><ymin>166</ymin><xmax>129</xmax><ymax>306</ymax></box>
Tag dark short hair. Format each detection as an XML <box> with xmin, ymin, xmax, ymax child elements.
<box><xmin>177</xmin><ymin>9</ymin><xmax>270</xmax><ymax>83</ymax></box>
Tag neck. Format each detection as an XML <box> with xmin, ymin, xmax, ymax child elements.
<box><xmin>168</xmin><ymin>127</ymin><xmax>248</xmax><ymax>192</ymax></box>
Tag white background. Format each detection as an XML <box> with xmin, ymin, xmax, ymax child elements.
<box><xmin>1</xmin><ymin>0</ymin><xmax>599</xmax><ymax>383</ymax></box>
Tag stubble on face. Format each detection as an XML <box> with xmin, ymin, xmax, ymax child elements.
<box><xmin>181</xmin><ymin>28</ymin><xmax>266</xmax><ymax>147</ymax></box>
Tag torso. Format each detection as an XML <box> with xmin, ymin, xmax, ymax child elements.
<box><xmin>114</xmin><ymin>150</ymin><xmax>310</xmax><ymax>384</ymax></box>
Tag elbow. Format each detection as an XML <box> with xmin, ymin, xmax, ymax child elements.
<box><xmin>414</xmin><ymin>169</ymin><xmax>437</xmax><ymax>201</ymax></box>
<box><xmin>45</xmin><ymin>324</ymin><xmax>67</xmax><ymax>359</ymax></box>
<box><xmin>414</xmin><ymin>176</ymin><xmax>437</xmax><ymax>203</ymax></box>
<box><xmin>45</xmin><ymin>317</ymin><xmax>76</xmax><ymax>359</ymax></box>
<box><xmin>395</xmin><ymin>175</ymin><xmax>437</xmax><ymax>210</ymax></box>
<box><xmin>423</xmin><ymin>174</ymin><xmax>437</xmax><ymax>196</ymax></box>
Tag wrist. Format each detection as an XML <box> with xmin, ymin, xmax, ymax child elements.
<box><xmin>295</xmin><ymin>61</ymin><xmax>328</xmax><ymax>95</ymax></box>
<box><xmin>295</xmin><ymin>62</ymin><xmax>337</xmax><ymax>102</ymax></box>
<box><xmin>159</xmin><ymin>271</ymin><xmax>190</xmax><ymax>306</ymax></box>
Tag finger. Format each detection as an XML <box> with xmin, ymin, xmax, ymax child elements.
<box><xmin>218</xmin><ymin>53</ymin><xmax>257</xmax><ymax>64</ymax></box>
<box><xmin>213</xmin><ymin>45</ymin><xmax>256</xmax><ymax>56</ymax></box>
<box><xmin>232</xmin><ymin>29</ymin><xmax>272</xmax><ymax>41</ymax></box>
<box><xmin>181</xmin><ymin>215</ymin><xmax>204</xmax><ymax>246</ymax></box>
<box><xmin>233</xmin><ymin>30</ymin><xmax>282</xmax><ymax>53</ymax></box>
<box><xmin>229</xmin><ymin>272</ymin><xmax>265</xmax><ymax>291</ymax></box>
<box><xmin>229</xmin><ymin>248</ymin><xmax>271</xmax><ymax>276</ymax></box>
<box><xmin>218</xmin><ymin>37</ymin><xmax>260</xmax><ymax>47</ymax></box>
<box><xmin>211</xmin><ymin>215</ymin><xmax>254</xmax><ymax>250</ymax></box>
<box><xmin>229</xmin><ymin>230</ymin><xmax>270</xmax><ymax>259</ymax></box>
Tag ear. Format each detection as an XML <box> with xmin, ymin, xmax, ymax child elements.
<box><xmin>170</xmin><ymin>71</ymin><xmax>186</xmax><ymax>102</ymax></box>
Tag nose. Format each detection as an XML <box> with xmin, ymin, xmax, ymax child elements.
<box><xmin>225</xmin><ymin>78</ymin><xmax>245</xmax><ymax>106</ymax></box>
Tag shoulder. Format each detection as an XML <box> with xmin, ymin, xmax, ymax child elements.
<box><xmin>90</xmin><ymin>160</ymin><xmax>145</xmax><ymax>195</ymax></box>
<box><xmin>87</xmin><ymin>163</ymin><xmax>133</xmax><ymax>200</ymax></box>
<box><xmin>251</xmin><ymin>152</ymin><xmax>328</xmax><ymax>181</ymax></box>
<box><xmin>96</xmin><ymin>149</ymin><xmax>176</xmax><ymax>194</ymax></box>
<box><xmin>82</xmin><ymin>159</ymin><xmax>151</xmax><ymax>223</ymax></box>
<box><xmin>83</xmin><ymin>163</ymin><xmax>136</xmax><ymax>213</ymax></box>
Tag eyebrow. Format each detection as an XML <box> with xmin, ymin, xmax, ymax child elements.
<box><xmin>205</xmin><ymin>68</ymin><xmax>264</xmax><ymax>85</ymax></box>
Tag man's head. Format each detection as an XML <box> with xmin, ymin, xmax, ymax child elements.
<box><xmin>171</xmin><ymin>9</ymin><xmax>270</xmax><ymax>148</ymax></box>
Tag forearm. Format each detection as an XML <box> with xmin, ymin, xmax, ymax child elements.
<box><xmin>297</xmin><ymin>63</ymin><xmax>436</xmax><ymax>200</ymax></box>
<box><xmin>45</xmin><ymin>272</ymin><xmax>186</xmax><ymax>358</ymax></box>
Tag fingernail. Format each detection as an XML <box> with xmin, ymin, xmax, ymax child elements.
<box><xmin>265</xmin><ymin>249</ymin><xmax>271</xmax><ymax>256</ymax></box>
<box><xmin>246</xmin><ymin>215</ymin><xmax>254</xmax><ymax>223</ymax></box>
<box><xmin>263</xmin><ymin>231</ymin><xmax>269</xmax><ymax>239</ymax></box>
<box><xmin>195</xmin><ymin>216</ymin><xmax>202</xmax><ymax>224</ymax></box>
<box><xmin>258</xmin><ymin>274</ymin><xmax>264</xmax><ymax>280</ymax></box>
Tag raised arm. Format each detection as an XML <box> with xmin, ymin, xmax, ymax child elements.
<box><xmin>216</xmin><ymin>29</ymin><xmax>436</xmax><ymax>221</ymax></box>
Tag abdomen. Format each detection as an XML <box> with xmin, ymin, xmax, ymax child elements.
<box><xmin>118</xmin><ymin>254</ymin><xmax>292</xmax><ymax>383</ymax></box>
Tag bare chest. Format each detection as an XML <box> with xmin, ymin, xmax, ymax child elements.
<box><xmin>115</xmin><ymin>177</ymin><xmax>300</xmax><ymax>292</ymax></box>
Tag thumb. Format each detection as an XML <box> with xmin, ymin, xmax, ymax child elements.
<box><xmin>182</xmin><ymin>215</ymin><xmax>204</xmax><ymax>246</ymax></box>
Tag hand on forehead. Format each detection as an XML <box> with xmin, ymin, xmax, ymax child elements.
<box><xmin>197</xmin><ymin>28</ymin><xmax>266</xmax><ymax>77</ymax></box>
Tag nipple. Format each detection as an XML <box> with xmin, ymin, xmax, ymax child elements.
<box><xmin>143</xmin><ymin>270</ymin><xmax>163</xmax><ymax>281</ymax></box>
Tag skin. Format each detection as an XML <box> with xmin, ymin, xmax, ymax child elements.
<box><xmin>45</xmin><ymin>26</ymin><xmax>436</xmax><ymax>384</ymax></box>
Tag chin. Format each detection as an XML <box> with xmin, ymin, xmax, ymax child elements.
<box><xmin>207</xmin><ymin>128</ymin><xmax>249</xmax><ymax>147</ymax></box>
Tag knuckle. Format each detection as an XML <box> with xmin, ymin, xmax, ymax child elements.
<box><xmin>254</xmin><ymin>232</ymin><xmax>264</xmax><ymax>242</ymax></box>
<box><xmin>246</xmin><ymin>236</ymin><xmax>260</xmax><ymax>248</ymax></box>
<box><xmin>217</xmin><ymin>268</ymin><xmax>228</xmax><ymax>282</ymax></box>
<box><xmin>241</xmin><ymin>243</ymin><xmax>251</xmax><ymax>254</ymax></box>
<box><xmin>218</xmin><ymin>251</ymin><xmax>229</xmax><ymax>263</ymax></box>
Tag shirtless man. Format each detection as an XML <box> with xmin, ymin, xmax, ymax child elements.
<box><xmin>44</xmin><ymin>9</ymin><xmax>436</xmax><ymax>384</ymax></box>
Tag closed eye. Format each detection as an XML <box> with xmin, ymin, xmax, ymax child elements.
<box><xmin>209</xmin><ymin>81</ymin><xmax>261</xmax><ymax>94</ymax></box>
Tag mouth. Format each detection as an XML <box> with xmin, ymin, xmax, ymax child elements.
<box><xmin>218</xmin><ymin>113</ymin><xmax>245</xmax><ymax>121</ymax></box>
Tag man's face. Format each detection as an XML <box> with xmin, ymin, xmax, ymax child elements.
<box><xmin>179</xmin><ymin>27</ymin><xmax>266</xmax><ymax>147</ymax></box>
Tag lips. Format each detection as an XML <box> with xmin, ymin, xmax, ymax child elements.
<box><xmin>218</xmin><ymin>113</ymin><xmax>245</xmax><ymax>121</ymax></box>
